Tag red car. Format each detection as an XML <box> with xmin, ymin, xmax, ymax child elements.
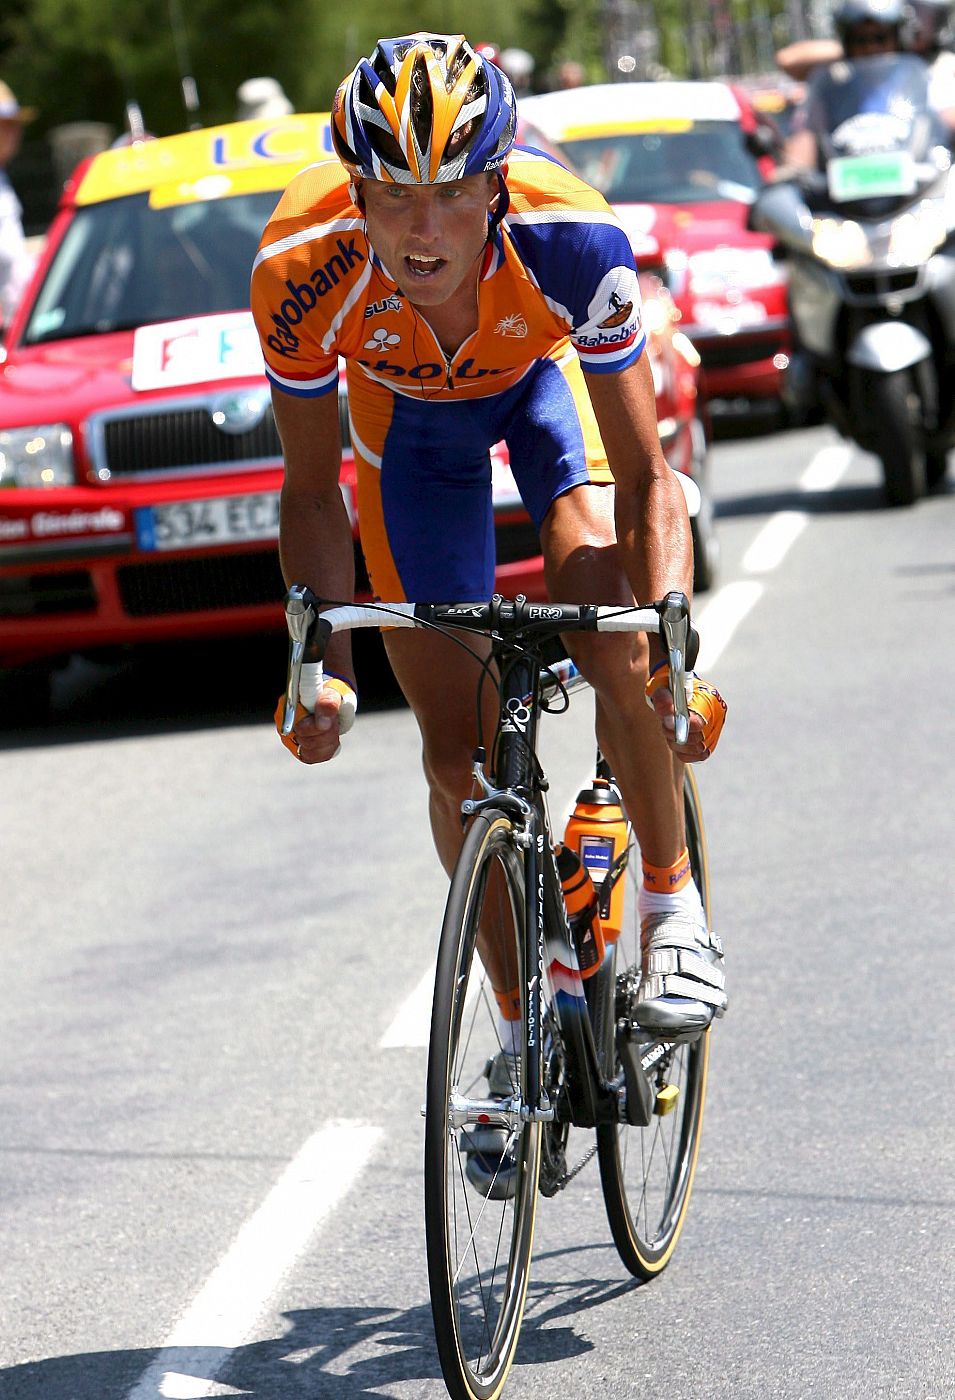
<box><xmin>520</xmin><ymin>81</ymin><xmax>791</xmax><ymax>409</ymax></box>
<box><xmin>0</xmin><ymin>114</ymin><xmax>715</xmax><ymax>709</ymax></box>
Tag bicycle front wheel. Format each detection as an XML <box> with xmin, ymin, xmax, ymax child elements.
<box><xmin>596</xmin><ymin>767</ymin><xmax>711</xmax><ymax>1278</ymax></box>
<box><xmin>425</xmin><ymin>809</ymin><xmax>541</xmax><ymax>1400</ymax></box>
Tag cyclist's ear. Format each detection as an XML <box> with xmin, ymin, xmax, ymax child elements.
<box><xmin>350</xmin><ymin>178</ymin><xmax>365</xmax><ymax>213</ymax></box>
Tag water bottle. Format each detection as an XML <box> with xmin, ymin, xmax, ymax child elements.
<box><xmin>563</xmin><ymin>778</ymin><xmax>629</xmax><ymax>943</ymax></box>
<box><xmin>555</xmin><ymin>842</ymin><xmax>605</xmax><ymax>978</ymax></box>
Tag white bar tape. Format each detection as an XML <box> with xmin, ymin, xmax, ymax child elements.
<box><xmin>595</xmin><ymin>608</ymin><xmax>661</xmax><ymax>633</ymax></box>
<box><xmin>299</xmin><ymin>663</ymin><xmax>357</xmax><ymax>733</ymax></box>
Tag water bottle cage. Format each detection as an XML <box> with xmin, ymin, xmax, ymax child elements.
<box><xmin>595</xmin><ymin>844</ymin><xmax>631</xmax><ymax>912</ymax></box>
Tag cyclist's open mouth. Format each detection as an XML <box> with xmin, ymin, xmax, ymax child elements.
<box><xmin>405</xmin><ymin>254</ymin><xmax>447</xmax><ymax>280</ymax></box>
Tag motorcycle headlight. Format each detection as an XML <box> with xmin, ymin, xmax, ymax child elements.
<box><xmin>887</xmin><ymin>207</ymin><xmax>946</xmax><ymax>267</ymax></box>
<box><xmin>810</xmin><ymin>218</ymin><xmax>871</xmax><ymax>270</ymax></box>
<box><xmin>0</xmin><ymin>425</ymin><xmax>75</xmax><ymax>487</ymax></box>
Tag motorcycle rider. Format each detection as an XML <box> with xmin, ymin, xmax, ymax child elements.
<box><xmin>781</xmin><ymin>0</ymin><xmax>955</xmax><ymax>173</ymax></box>
<box><xmin>778</xmin><ymin>0</ymin><xmax>955</xmax><ymax>80</ymax></box>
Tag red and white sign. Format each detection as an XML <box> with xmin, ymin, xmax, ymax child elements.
<box><xmin>131</xmin><ymin>312</ymin><xmax>265</xmax><ymax>392</ymax></box>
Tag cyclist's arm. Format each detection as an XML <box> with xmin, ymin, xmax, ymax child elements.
<box><xmin>586</xmin><ymin>354</ymin><xmax>726</xmax><ymax>760</ymax></box>
<box><xmin>271</xmin><ymin>387</ymin><xmax>357</xmax><ymax>757</ymax></box>
<box><xmin>584</xmin><ymin>352</ymin><xmax>693</xmax><ymax>640</ymax></box>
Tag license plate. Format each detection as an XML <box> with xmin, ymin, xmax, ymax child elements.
<box><xmin>827</xmin><ymin>151</ymin><xmax>916</xmax><ymax>203</ymax></box>
<box><xmin>135</xmin><ymin>492</ymin><xmax>280</xmax><ymax>551</ymax></box>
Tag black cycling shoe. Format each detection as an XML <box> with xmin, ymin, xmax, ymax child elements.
<box><xmin>462</xmin><ymin>1050</ymin><xmax>520</xmax><ymax>1200</ymax></box>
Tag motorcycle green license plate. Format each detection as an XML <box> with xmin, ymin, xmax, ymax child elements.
<box><xmin>827</xmin><ymin>151</ymin><xmax>917</xmax><ymax>203</ymax></box>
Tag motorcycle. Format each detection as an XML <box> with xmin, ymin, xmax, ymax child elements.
<box><xmin>752</xmin><ymin>53</ymin><xmax>955</xmax><ymax>504</ymax></box>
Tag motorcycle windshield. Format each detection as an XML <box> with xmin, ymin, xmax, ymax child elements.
<box><xmin>808</xmin><ymin>54</ymin><xmax>946</xmax><ymax>206</ymax></box>
<box><xmin>812</xmin><ymin>53</ymin><xmax>941</xmax><ymax>158</ymax></box>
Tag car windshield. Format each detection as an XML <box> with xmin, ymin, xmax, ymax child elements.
<box><xmin>21</xmin><ymin>189</ymin><xmax>281</xmax><ymax>345</ymax></box>
<box><xmin>558</xmin><ymin>120</ymin><xmax>763</xmax><ymax>205</ymax></box>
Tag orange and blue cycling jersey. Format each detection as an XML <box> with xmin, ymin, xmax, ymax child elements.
<box><xmin>251</xmin><ymin>146</ymin><xmax>647</xmax><ymax>601</ymax></box>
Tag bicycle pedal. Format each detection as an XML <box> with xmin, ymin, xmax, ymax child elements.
<box><xmin>654</xmin><ymin>1083</ymin><xmax>680</xmax><ymax>1117</ymax></box>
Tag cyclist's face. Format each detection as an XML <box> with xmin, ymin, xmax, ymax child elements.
<box><xmin>358</xmin><ymin>173</ymin><xmax>500</xmax><ymax>308</ymax></box>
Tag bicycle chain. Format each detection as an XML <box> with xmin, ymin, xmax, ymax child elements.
<box><xmin>553</xmin><ymin>1138</ymin><xmax>599</xmax><ymax>1191</ymax></box>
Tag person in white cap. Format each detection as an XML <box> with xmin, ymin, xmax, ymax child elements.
<box><xmin>235</xmin><ymin>77</ymin><xmax>294</xmax><ymax>121</ymax></box>
<box><xmin>0</xmin><ymin>79</ymin><xmax>35</xmax><ymax>327</ymax></box>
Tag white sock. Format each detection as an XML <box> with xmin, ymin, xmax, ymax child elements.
<box><xmin>497</xmin><ymin>1016</ymin><xmax>523</xmax><ymax>1056</ymax></box>
<box><xmin>637</xmin><ymin>876</ymin><xmax>706</xmax><ymax>925</ymax></box>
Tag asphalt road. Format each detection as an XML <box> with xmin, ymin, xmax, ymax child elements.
<box><xmin>2</xmin><ymin>421</ymin><xmax>953</xmax><ymax>1400</ymax></box>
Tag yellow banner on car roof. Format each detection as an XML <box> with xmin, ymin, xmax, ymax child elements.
<box><xmin>74</xmin><ymin>114</ymin><xmax>334</xmax><ymax>207</ymax></box>
<box><xmin>560</xmin><ymin>119</ymin><xmax>694</xmax><ymax>138</ymax></box>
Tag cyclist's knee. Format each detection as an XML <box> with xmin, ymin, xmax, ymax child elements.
<box><xmin>566</xmin><ymin>628</ymin><xmax>651</xmax><ymax>702</ymax></box>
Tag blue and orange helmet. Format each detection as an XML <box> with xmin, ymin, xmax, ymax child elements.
<box><xmin>331</xmin><ymin>33</ymin><xmax>517</xmax><ymax>184</ymax></box>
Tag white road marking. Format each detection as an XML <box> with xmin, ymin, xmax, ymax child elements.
<box><xmin>125</xmin><ymin>1122</ymin><xmax>381</xmax><ymax>1400</ymax></box>
<box><xmin>697</xmin><ymin>439</ymin><xmax>854</xmax><ymax>664</ymax></box>
<box><xmin>380</xmin><ymin>963</ymin><xmax>434</xmax><ymax>1047</ymax></box>
<box><xmin>741</xmin><ymin>510</ymin><xmax>808</xmax><ymax>575</ymax></box>
<box><xmin>694</xmin><ymin>580</ymin><xmax>764</xmax><ymax>672</ymax></box>
<box><xmin>799</xmin><ymin>442</ymin><xmax>853</xmax><ymax>492</ymax></box>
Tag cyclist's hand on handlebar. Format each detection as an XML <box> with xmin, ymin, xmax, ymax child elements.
<box><xmin>646</xmin><ymin>663</ymin><xmax>726</xmax><ymax>762</ymax></box>
<box><xmin>274</xmin><ymin>678</ymin><xmax>357</xmax><ymax>764</ymax></box>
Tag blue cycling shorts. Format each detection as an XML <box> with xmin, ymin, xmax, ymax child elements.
<box><xmin>349</xmin><ymin>349</ymin><xmax>613</xmax><ymax>603</ymax></box>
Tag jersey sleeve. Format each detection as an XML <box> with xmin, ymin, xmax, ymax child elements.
<box><xmin>251</xmin><ymin>238</ymin><xmax>340</xmax><ymax>399</ymax></box>
<box><xmin>504</xmin><ymin>158</ymin><xmax>646</xmax><ymax>375</ymax></box>
<box><xmin>568</xmin><ymin>246</ymin><xmax>646</xmax><ymax>375</ymax></box>
<box><xmin>250</xmin><ymin>164</ymin><xmax>364</xmax><ymax>399</ymax></box>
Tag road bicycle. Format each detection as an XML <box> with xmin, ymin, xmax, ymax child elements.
<box><xmin>282</xmin><ymin>587</ymin><xmax>712</xmax><ymax>1400</ymax></box>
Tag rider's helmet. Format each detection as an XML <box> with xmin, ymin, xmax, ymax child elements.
<box><xmin>904</xmin><ymin>0</ymin><xmax>954</xmax><ymax>54</ymax></box>
<box><xmin>834</xmin><ymin>0</ymin><xmax>906</xmax><ymax>48</ymax></box>
<box><xmin>331</xmin><ymin>33</ymin><xmax>517</xmax><ymax>184</ymax></box>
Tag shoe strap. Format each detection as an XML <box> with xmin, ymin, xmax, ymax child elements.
<box><xmin>638</xmin><ymin>971</ymin><xmax>728</xmax><ymax>1010</ymax></box>
<box><xmin>645</xmin><ymin>946</ymin><xmax>726</xmax><ymax>991</ymax></box>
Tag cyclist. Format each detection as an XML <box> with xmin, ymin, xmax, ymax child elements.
<box><xmin>251</xmin><ymin>33</ymin><xmax>727</xmax><ymax>1191</ymax></box>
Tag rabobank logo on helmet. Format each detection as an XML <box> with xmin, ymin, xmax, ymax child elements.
<box><xmin>266</xmin><ymin>237</ymin><xmax>366</xmax><ymax>358</ymax></box>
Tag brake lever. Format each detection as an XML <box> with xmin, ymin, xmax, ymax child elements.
<box><xmin>282</xmin><ymin>584</ymin><xmax>318</xmax><ymax>735</ymax></box>
<box><xmin>659</xmin><ymin>591</ymin><xmax>691</xmax><ymax>747</ymax></box>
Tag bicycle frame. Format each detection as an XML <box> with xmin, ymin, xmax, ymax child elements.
<box><xmin>458</xmin><ymin>638</ymin><xmax>618</xmax><ymax>1132</ymax></box>
<box><xmin>282</xmin><ymin>588</ymin><xmax>699</xmax><ymax>1136</ymax></box>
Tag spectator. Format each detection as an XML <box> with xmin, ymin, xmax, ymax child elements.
<box><xmin>555</xmin><ymin>59</ymin><xmax>586</xmax><ymax>89</ymax></box>
<box><xmin>0</xmin><ymin>80</ymin><xmax>35</xmax><ymax>329</ymax></box>
<box><xmin>235</xmin><ymin>77</ymin><xmax>294</xmax><ymax>121</ymax></box>
<box><xmin>498</xmin><ymin>47</ymin><xmax>536</xmax><ymax>94</ymax></box>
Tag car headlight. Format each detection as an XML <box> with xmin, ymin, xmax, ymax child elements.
<box><xmin>0</xmin><ymin>425</ymin><xmax>75</xmax><ymax>487</ymax></box>
<box><xmin>686</xmin><ymin>247</ymin><xmax>786</xmax><ymax>294</ymax></box>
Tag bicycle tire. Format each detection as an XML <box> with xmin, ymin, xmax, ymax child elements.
<box><xmin>595</xmin><ymin>767</ymin><xmax>711</xmax><ymax>1278</ymax></box>
<box><xmin>425</xmin><ymin>809</ymin><xmax>542</xmax><ymax>1400</ymax></box>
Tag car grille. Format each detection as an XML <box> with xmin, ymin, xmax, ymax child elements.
<box><xmin>0</xmin><ymin>571</ymin><xmax>97</xmax><ymax>618</ymax></box>
<box><xmin>698</xmin><ymin>330</ymin><xmax>788</xmax><ymax>371</ymax></box>
<box><xmin>91</xmin><ymin>388</ymin><xmax>351</xmax><ymax>480</ymax></box>
<box><xmin>116</xmin><ymin>539</ymin><xmax>371</xmax><ymax>618</ymax></box>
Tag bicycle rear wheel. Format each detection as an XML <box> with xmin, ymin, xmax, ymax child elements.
<box><xmin>425</xmin><ymin>809</ymin><xmax>541</xmax><ymax>1400</ymax></box>
<box><xmin>596</xmin><ymin>767</ymin><xmax>711</xmax><ymax>1278</ymax></box>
